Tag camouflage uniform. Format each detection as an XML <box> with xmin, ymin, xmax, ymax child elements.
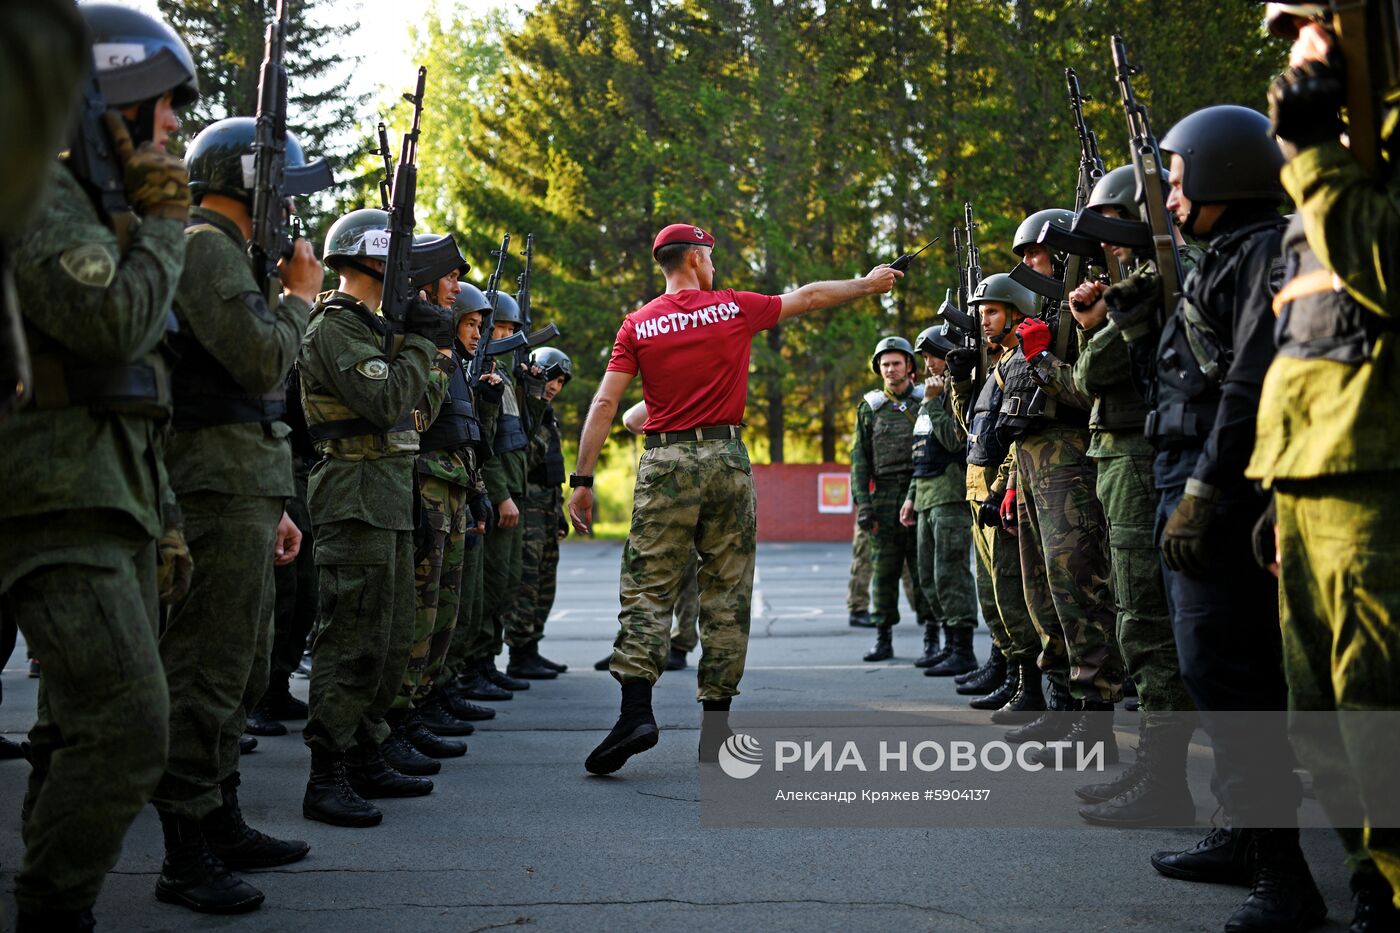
<box><xmin>512</xmin><ymin>390</ymin><xmax>565</xmax><ymax>646</ymax></box>
<box><xmin>904</xmin><ymin>387</ymin><xmax>977</xmax><ymax>630</ymax></box>
<box><xmin>298</xmin><ymin>290</ymin><xmax>451</xmax><ymax>755</ymax></box>
<box><xmin>610</xmin><ymin>437</ymin><xmax>757</xmax><ymax>700</ymax></box>
<box><xmin>851</xmin><ymin>382</ymin><xmax>923</xmax><ymax>629</ymax></box>
<box><xmin>268</xmin><ymin>448</ymin><xmax>317</xmax><ymax>699</ymax></box>
<box><xmin>1248</xmin><ymin>126</ymin><xmax>1400</xmax><ymax>898</ymax></box>
<box><xmin>153</xmin><ymin>206</ymin><xmax>307</xmax><ymax>819</ymax></box>
<box><xmin>670</xmin><ymin>549</ymin><xmax>701</xmax><ymax>653</ymax></box>
<box><xmin>846</xmin><ymin>520</ymin><xmax>922</xmax><ymax>617</ymax></box>
<box><xmin>0</xmin><ymin>161</ymin><xmax>180</xmax><ymax>915</ymax></box>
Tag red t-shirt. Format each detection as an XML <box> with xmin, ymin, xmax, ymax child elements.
<box><xmin>607</xmin><ymin>288</ymin><xmax>782</xmax><ymax>433</ymax></box>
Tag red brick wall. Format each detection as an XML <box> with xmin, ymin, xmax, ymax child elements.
<box><xmin>753</xmin><ymin>463</ymin><xmax>857</xmax><ymax>542</ymax></box>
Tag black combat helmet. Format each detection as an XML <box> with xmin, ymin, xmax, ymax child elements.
<box><xmin>530</xmin><ymin>347</ymin><xmax>573</xmax><ymax>383</ymax></box>
<box><xmin>1160</xmin><ymin>105</ymin><xmax>1285</xmax><ymax>204</ymax></box>
<box><xmin>323</xmin><ymin>208</ymin><xmax>391</xmax><ymax>272</ymax></box>
<box><xmin>1086</xmin><ymin>165</ymin><xmax>1139</xmax><ymax>216</ymax></box>
<box><xmin>869</xmin><ymin>336</ymin><xmax>916</xmax><ymax>374</ymax></box>
<box><xmin>491</xmin><ymin>292</ymin><xmax>523</xmax><ymax>329</ymax></box>
<box><xmin>914</xmin><ymin>325</ymin><xmax>956</xmax><ymax>359</ymax></box>
<box><xmin>185</xmin><ymin>117</ymin><xmax>332</xmax><ymax>203</ymax></box>
<box><xmin>1013</xmin><ymin>209</ymin><xmax>1076</xmax><ymax>257</ymax></box>
<box><xmin>80</xmin><ymin>2</ymin><xmax>199</xmax><ymax>108</ymax></box>
<box><xmin>410</xmin><ymin>233</ymin><xmax>469</xmax><ymax>287</ymax></box>
<box><xmin>453</xmin><ymin>282</ymin><xmax>492</xmax><ymax>316</ymax></box>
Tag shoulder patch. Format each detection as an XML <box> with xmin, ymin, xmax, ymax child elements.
<box><xmin>864</xmin><ymin>389</ymin><xmax>887</xmax><ymax>411</ymax></box>
<box><xmin>356</xmin><ymin>358</ymin><xmax>390</xmax><ymax>381</ymax></box>
<box><xmin>58</xmin><ymin>244</ymin><xmax>118</xmax><ymax>289</ymax></box>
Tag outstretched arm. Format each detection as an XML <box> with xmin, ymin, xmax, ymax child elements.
<box><xmin>778</xmin><ymin>265</ymin><xmax>902</xmax><ymax>322</ymax></box>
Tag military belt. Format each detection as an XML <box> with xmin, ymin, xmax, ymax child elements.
<box><xmin>172</xmin><ymin>395</ymin><xmax>287</xmax><ymax>432</ymax></box>
<box><xmin>29</xmin><ymin>354</ymin><xmax>163</xmax><ymax>410</ymax></box>
<box><xmin>307</xmin><ymin>410</ymin><xmax>425</xmax><ymax>443</ymax></box>
<box><xmin>643</xmin><ymin>425</ymin><xmax>742</xmax><ymax>449</ymax></box>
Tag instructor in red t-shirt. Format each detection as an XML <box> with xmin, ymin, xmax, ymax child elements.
<box><xmin>569</xmin><ymin>223</ymin><xmax>900</xmax><ymax>775</ymax></box>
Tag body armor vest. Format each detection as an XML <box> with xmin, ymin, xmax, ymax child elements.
<box><xmin>528</xmin><ymin>409</ymin><xmax>566</xmax><ymax>486</ymax></box>
<box><xmin>1274</xmin><ymin>215</ymin><xmax>1393</xmax><ymax>363</ymax></box>
<box><xmin>419</xmin><ymin>355</ymin><xmax>483</xmax><ymax>456</ymax></box>
<box><xmin>493</xmin><ymin>376</ymin><xmax>529</xmax><ymax>456</ymax></box>
<box><xmin>865</xmin><ymin>384</ymin><xmax>922</xmax><ymax>476</ymax></box>
<box><xmin>911</xmin><ymin>393</ymin><xmax>966</xmax><ymax>478</ymax></box>
<box><xmin>966</xmin><ymin>374</ymin><xmax>1008</xmax><ymax>468</ymax></box>
<box><xmin>169</xmin><ymin>327</ymin><xmax>285</xmax><ymax>431</ymax></box>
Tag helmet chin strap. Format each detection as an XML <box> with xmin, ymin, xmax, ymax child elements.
<box><xmin>1182</xmin><ymin>202</ymin><xmax>1204</xmax><ymax>238</ymax></box>
<box><xmin>345</xmin><ymin>259</ymin><xmax>385</xmax><ymax>282</ymax></box>
<box><xmin>122</xmin><ymin>99</ymin><xmax>159</xmax><ymax>149</ymax></box>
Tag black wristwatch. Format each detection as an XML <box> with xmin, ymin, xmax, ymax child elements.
<box><xmin>569</xmin><ymin>473</ymin><xmax>594</xmax><ymax>489</ymax></box>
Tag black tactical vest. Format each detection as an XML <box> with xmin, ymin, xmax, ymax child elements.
<box><xmin>1275</xmin><ymin>214</ymin><xmax>1393</xmax><ymax>363</ymax></box>
<box><xmin>493</xmin><ymin>373</ymin><xmax>529</xmax><ymax>456</ymax></box>
<box><xmin>420</xmin><ymin>354</ymin><xmax>483</xmax><ymax>455</ymax></box>
<box><xmin>528</xmin><ymin>408</ymin><xmax>566</xmax><ymax>486</ymax></box>
<box><xmin>911</xmin><ymin>393</ymin><xmax>966</xmax><ymax>478</ymax></box>
<box><xmin>967</xmin><ymin>373</ymin><xmax>1009</xmax><ymax>468</ymax></box>
<box><xmin>169</xmin><ymin>325</ymin><xmax>286</xmax><ymax>432</ymax></box>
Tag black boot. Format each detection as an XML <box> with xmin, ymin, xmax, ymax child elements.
<box><xmin>848</xmin><ymin>609</ymin><xmax>875</xmax><ymax>628</ymax></box>
<box><xmin>1348</xmin><ymin>870</ymin><xmax>1400</xmax><ymax>932</ymax></box>
<box><xmin>1077</xmin><ymin>721</ymin><xmax>1194</xmax><ymax>826</ymax></box>
<box><xmin>456</xmin><ymin>665</ymin><xmax>512</xmax><ymax>701</ymax></box>
<box><xmin>507</xmin><ymin>645</ymin><xmax>560</xmax><ymax>680</ymax></box>
<box><xmin>379</xmin><ymin>730</ymin><xmax>442</xmax><ymax>776</ymax></box>
<box><xmin>1029</xmin><ymin>699</ymin><xmax>1117</xmax><ymax>768</ymax></box>
<box><xmin>303</xmin><ymin>751</ymin><xmax>382</xmax><ymax>827</ymax></box>
<box><xmin>991</xmin><ymin>663</ymin><xmax>1050</xmax><ymax>726</ymax></box>
<box><xmin>0</xmin><ymin>736</ymin><xmax>25</xmax><ymax>759</ymax></box>
<box><xmin>1002</xmin><ymin>679</ymin><xmax>1072</xmax><ymax>739</ymax></box>
<box><xmin>968</xmin><ymin>657</ymin><xmax>1019</xmax><ymax>710</ymax></box>
<box><xmin>666</xmin><ymin>647</ymin><xmax>688</xmax><ymax>671</ymax></box>
<box><xmin>1151</xmin><ymin>827</ymin><xmax>1254</xmax><ymax>886</ymax></box>
<box><xmin>955</xmin><ymin>645</ymin><xmax>1003</xmax><ymax>692</ymax></box>
<box><xmin>16</xmin><ymin>908</ymin><xmax>95</xmax><ymax>932</ymax></box>
<box><xmin>530</xmin><ymin>640</ymin><xmax>568</xmax><ymax>673</ymax></box>
<box><xmin>862</xmin><ymin>626</ymin><xmax>893</xmax><ymax>662</ymax></box>
<box><xmin>202</xmin><ymin>772</ymin><xmax>310</xmax><ymax>870</ymax></box>
<box><xmin>698</xmin><ymin>698</ymin><xmax>733</xmax><ymax>762</ymax></box>
<box><xmin>154</xmin><ymin>810</ymin><xmax>264</xmax><ymax>914</ymax></box>
<box><xmin>417</xmin><ymin>691</ymin><xmax>475</xmax><ymax>736</ymax></box>
<box><xmin>1225</xmin><ymin>828</ymin><xmax>1327</xmax><ymax>932</ymax></box>
<box><xmin>483</xmin><ymin>661</ymin><xmax>530</xmax><ymax>691</ymax></box>
<box><xmin>256</xmin><ymin>682</ymin><xmax>308</xmax><ymax>720</ymax></box>
<box><xmin>238</xmin><ymin>734</ymin><xmax>258</xmax><ymax>754</ymax></box>
<box><xmin>244</xmin><ymin>705</ymin><xmax>288</xmax><ymax>737</ymax></box>
<box><xmin>913</xmin><ymin>623</ymin><xmax>942</xmax><ymax>668</ymax></box>
<box><xmin>347</xmin><ymin>744</ymin><xmax>434</xmax><ymax>799</ymax></box>
<box><xmin>594</xmin><ymin>654</ymin><xmax>612</xmax><ymax>671</ymax></box>
<box><xmin>440</xmin><ymin>682</ymin><xmax>497</xmax><ymax>721</ymax></box>
<box><xmin>584</xmin><ymin>680</ymin><xmax>659</xmax><ymax>775</ymax></box>
<box><xmin>398</xmin><ymin>710</ymin><xmax>466</xmax><ymax>759</ymax></box>
<box><xmin>924</xmin><ymin>626</ymin><xmax>976</xmax><ymax>677</ymax></box>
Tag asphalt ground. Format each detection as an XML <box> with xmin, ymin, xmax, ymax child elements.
<box><xmin>0</xmin><ymin>540</ymin><xmax>1355</xmax><ymax>932</ymax></box>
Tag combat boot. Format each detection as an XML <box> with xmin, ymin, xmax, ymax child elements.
<box><xmin>1348</xmin><ymin>870</ymin><xmax>1400</xmax><ymax>932</ymax></box>
<box><xmin>990</xmin><ymin>663</ymin><xmax>1049</xmax><ymax>726</ymax></box>
<box><xmin>203</xmin><ymin>772</ymin><xmax>310</xmax><ymax>869</ymax></box>
<box><xmin>666</xmin><ymin>647</ymin><xmax>688</xmax><ymax>671</ymax></box>
<box><xmin>584</xmin><ymin>680</ymin><xmax>659</xmax><ymax>775</ymax></box>
<box><xmin>1077</xmin><ymin>717</ymin><xmax>1195</xmax><ymax>819</ymax></box>
<box><xmin>439</xmin><ymin>683</ymin><xmax>497</xmax><ymax>721</ymax></box>
<box><xmin>15</xmin><ymin>908</ymin><xmax>94</xmax><ymax>932</ymax></box>
<box><xmin>154</xmin><ymin>810</ymin><xmax>264</xmax><ymax>914</ymax></box>
<box><xmin>304</xmin><ymin>751</ymin><xmax>383</xmax><ymax>827</ymax></box>
<box><xmin>698</xmin><ymin>698</ymin><xmax>734</xmax><ymax>762</ymax></box>
<box><xmin>256</xmin><ymin>683</ymin><xmax>309</xmax><ymax>721</ymax></box>
<box><xmin>1029</xmin><ymin>699</ymin><xmax>1117</xmax><ymax>768</ymax></box>
<box><xmin>848</xmin><ymin>609</ymin><xmax>875</xmax><ymax>628</ymax></box>
<box><xmin>380</xmin><ymin>730</ymin><xmax>442</xmax><ymax>776</ymax></box>
<box><xmin>1002</xmin><ymin>680</ymin><xmax>1072</xmax><ymax>739</ymax></box>
<box><xmin>862</xmin><ymin>626</ymin><xmax>893</xmax><ymax>662</ymax></box>
<box><xmin>924</xmin><ymin>626</ymin><xmax>976</xmax><ymax>677</ymax></box>
<box><xmin>483</xmin><ymin>661</ymin><xmax>530</xmax><ymax>691</ymax></box>
<box><xmin>396</xmin><ymin>710</ymin><xmax>466</xmax><ymax>759</ymax></box>
<box><xmin>913</xmin><ymin>622</ymin><xmax>942</xmax><ymax>668</ymax></box>
<box><xmin>346</xmin><ymin>744</ymin><xmax>434</xmax><ymax>799</ymax></box>
<box><xmin>529</xmin><ymin>640</ymin><xmax>568</xmax><ymax>673</ymax></box>
<box><xmin>1151</xmin><ymin>827</ymin><xmax>1254</xmax><ymax>886</ymax></box>
<box><xmin>457</xmin><ymin>664</ymin><xmax>512</xmax><ymax>701</ymax></box>
<box><xmin>243</xmin><ymin>706</ymin><xmax>287</xmax><ymax>736</ymax></box>
<box><xmin>594</xmin><ymin>654</ymin><xmax>613</xmax><ymax>671</ymax></box>
<box><xmin>506</xmin><ymin>645</ymin><xmax>559</xmax><ymax>680</ymax></box>
<box><xmin>1225</xmin><ymin>828</ymin><xmax>1326</xmax><ymax>932</ymax></box>
<box><xmin>0</xmin><ymin>736</ymin><xmax>24</xmax><ymax>759</ymax></box>
<box><xmin>238</xmin><ymin>734</ymin><xmax>258</xmax><ymax>754</ymax></box>
<box><xmin>968</xmin><ymin>658</ymin><xmax>1019</xmax><ymax>711</ymax></box>
<box><xmin>956</xmin><ymin>646</ymin><xmax>1007</xmax><ymax>696</ymax></box>
<box><xmin>417</xmin><ymin>691</ymin><xmax>475</xmax><ymax>736</ymax></box>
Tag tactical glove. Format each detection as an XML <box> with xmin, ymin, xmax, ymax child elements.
<box><xmin>1104</xmin><ymin>269</ymin><xmax>1161</xmax><ymax>343</ymax></box>
<box><xmin>977</xmin><ymin>494</ymin><xmax>1001</xmax><ymax>529</ymax></box>
<box><xmin>1161</xmin><ymin>486</ymin><xmax>1216</xmax><ymax>577</ymax></box>
<box><xmin>999</xmin><ymin>488</ymin><xmax>1018</xmax><ymax>531</ymax></box>
<box><xmin>1016</xmin><ymin>319</ymin><xmax>1052</xmax><ymax>360</ymax></box>
<box><xmin>475</xmin><ymin>373</ymin><xmax>505</xmax><ymax>406</ymax></box>
<box><xmin>405</xmin><ymin>299</ymin><xmax>456</xmax><ymax>348</ymax></box>
<box><xmin>518</xmin><ymin>362</ymin><xmax>548</xmax><ymax>399</ymax></box>
<box><xmin>1268</xmin><ymin>55</ymin><xmax>1345</xmax><ymax>157</ymax></box>
<box><xmin>106</xmin><ymin>113</ymin><xmax>191</xmax><ymax>223</ymax></box>
<box><xmin>856</xmin><ymin>504</ymin><xmax>876</xmax><ymax>531</ymax></box>
<box><xmin>157</xmin><ymin>526</ymin><xmax>193</xmax><ymax>605</ymax></box>
<box><xmin>470</xmin><ymin>492</ymin><xmax>495</xmax><ymax>535</ymax></box>
<box><xmin>946</xmin><ymin>347</ymin><xmax>977</xmax><ymax>381</ymax></box>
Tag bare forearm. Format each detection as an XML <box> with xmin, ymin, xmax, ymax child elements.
<box><xmin>574</xmin><ymin>394</ymin><xmax>618</xmax><ymax>475</ymax></box>
<box><xmin>781</xmin><ymin>278</ymin><xmax>878</xmax><ymax>321</ymax></box>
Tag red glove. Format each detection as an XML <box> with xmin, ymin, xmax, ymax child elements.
<box><xmin>1016</xmin><ymin>318</ymin><xmax>1052</xmax><ymax>359</ymax></box>
<box><xmin>1000</xmin><ymin>488</ymin><xmax>1018</xmax><ymax>530</ymax></box>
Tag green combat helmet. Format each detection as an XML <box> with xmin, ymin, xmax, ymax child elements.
<box><xmin>81</xmin><ymin>1</ymin><xmax>199</xmax><ymax>109</ymax></box>
<box><xmin>323</xmin><ymin>208</ymin><xmax>391</xmax><ymax>275</ymax></box>
<box><xmin>1160</xmin><ymin>105</ymin><xmax>1285</xmax><ymax>204</ymax></box>
<box><xmin>184</xmin><ymin>117</ymin><xmax>333</xmax><ymax>202</ymax></box>
<box><xmin>914</xmin><ymin>325</ymin><xmax>956</xmax><ymax>359</ymax></box>
<box><xmin>530</xmin><ymin>347</ymin><xmax>572</xmax><ymax>384</ymax></box>
<box><xmin>870</xmin><ymin>335</ymin><xmax>915</xmax><ymax>374</ymax></box>
<box><xmin>969</xmin><ymin>273</ymin><xmax>1038</xmax><ymax>342</ymax></box>
<box><xmin>1087</xmin><ymin>164</ymin><xmax>1139</xmax><ymax>216</ymax></box>
<box><xmin>1013</xmin><ymin>208</ymin><xmax>1076</xmax><ymax>257</ymax></box>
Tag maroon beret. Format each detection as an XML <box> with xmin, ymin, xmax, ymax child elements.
<box><xmin>652</xmin><ymin>223</ymin><xmax>715</xmax><ymax>259</ymax></box>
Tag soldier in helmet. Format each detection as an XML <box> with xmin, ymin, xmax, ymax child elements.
<box><xmin>946</xmin><ymin>275</ymin><xmax>1046</xmax><ymax>722</ymax></box>
<box><xmin>513</xmin><ymin>346</ymin><xmax>574</xmax><ymax>670</ymax></box>
<box><xmin>1246</xmin><ymin>6</ymin><xmax>1400</xmax><ymax>927</ymax></box>
<box><xmin>1016</xmin><ymin>165</ymin><xmax>1199</xmax><ymax>828</ymax></box>
<box><xmin>147</xmin><ymin>115</ymin><xmax>333</xmax><ymax>913</ymax></box>
<box><xmin>901</xmin><ymin>326</ymin><xmax>978</xmax><ymax>676</ymax></box>
<box><xmin>1107</xmin><ymin>105</ymin><xmax>1326</xmax><ymax>931</ymax></box>
<box><xmin>0</xmin><ymin>4</ymin><xmax>198</xmax><ymax>928</ymax></box>
<box><xmin>296</xmin><ymin>207</ymin><xmax>458</xmax><ymax>827</ymax></box>
<box><xmin>851</xmin><ymin>335</ymin><xmax>927</xmax><ymax>663</ymax></box>
<box><xmin>998</xmin><ymin>209</ymin><xmax>1123</xmax><ymax>768</ymax></box>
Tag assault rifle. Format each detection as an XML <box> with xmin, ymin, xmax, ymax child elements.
<box><xmin>470</xmin><ymin>234</ymin><xmax>511</xmax><ymax>385</ymax></box>
<box><xmin>1331</xmin><ymin>0</ymin><xmax>1400</xmax><ymax>178</ymax></box>
<box><xmin>375</xmin><ymin>122</ymin><xmax>393</xmax><ymax>211</ymax></box>
<box><xmin>380</xmin><ymin>66</ymin><xmax>427</xmax><ymax>354</ymax></box>
<box><xmin>939</xmin><ymin>202</ymin><xmax>989</xmax><ymax>394</ymax></box>
<box><xmin>249</xmin><ymin>0</ymin><xmax>334</xmax><ymax>304</ymax></box>
<box><xmin>483</xmin><ymin>232</ymin><xmax>559</xmax><ymax>359</ymax></box>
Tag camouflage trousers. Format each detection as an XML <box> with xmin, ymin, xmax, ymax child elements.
<box><xmin>1277</xmin><ymin>476</ymin><xmax>1400</xmax><ymax>898</ymax></box>
<box><xmin>969</xmin><ymin>502</ymin><xmax>1040</xmax><ymax>665</ymax></box>
<box><xmin>914</xmin><ymin>501</ymin><xmax>977</xmax><ymax>630</ymax></box>
<box><xmin>2</xmin><ymin>522</ymin><xmax>166</xmax><ymax>914</ymax></box>
<box><xmin>868</xmin><ymin>477</ymin><xmax>930</xmax><ymax>627</ymax></box>
<box><xmin>441</xmin><ymin>531</ymin><xmax>485</xmax><ymax>686</ymax></box>
<box><xmin>269</xmin><ymin>457</ymin><xmax>317</xmax><ymax>693</ymax></box>
<box><xmin>847</xmin><ymin>519</ymin><xmax>920</xmax><ymax>613</ymax></box>
<box><xmin>466</xmin><ymin>506</ymin><xmax>524</xmax><ymax>662</ymax></box>
<box><xmin>670</xmin><ymin>549</ymin><xmax>701</xmax><ymax>653</ymax></box>
<box><xmin>510</xmin><ymin>485</ymin><xmax>563</xmax><ymax>649</ymax></box>
<box><xmin>153</xmin><ymin>491</ymin><xmax>282</xmax><ymax>819</ymax></box>
<box><xmin>1015</xmin><ymin>427</ymin><xmax>1122</xmax><ymax>701</ymax></box>
<box><xmin>610</xmin><ymin>438</ymin><xmax>756</xmax><ymax>701</ymax></box>
<box><xmin>305</xmin><ymin>519</ymin><xmax>416</xmax><ymax>754</ymax></box>
<box><xmin>1094</xmin><ymin>451</ymin><xmax>1193</xmax><ymax>717</ymax></box>
<box><xmin>394</xmin><ymin>474</ymin><xmax>467</xmax><ymax>708</ymax></box>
